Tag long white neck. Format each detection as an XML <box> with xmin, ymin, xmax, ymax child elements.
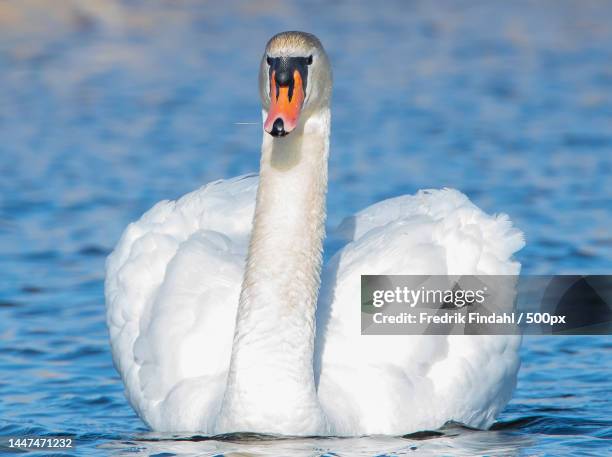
<box><xmin>217</xmin><ymin>109</ymin><xmax>330</xmax><ymax>435</ymax></box>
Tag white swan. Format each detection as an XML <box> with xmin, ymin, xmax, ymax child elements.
<box><xmin>105</xmin><ymin>31</ymin><xmax>524</xmax><ymax>436</ymax></box>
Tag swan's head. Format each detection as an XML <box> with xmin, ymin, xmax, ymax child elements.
<box><xmin>260</xmin><ymin>31</ymin><xmax>332</xmax><ymax>137</ymax></box>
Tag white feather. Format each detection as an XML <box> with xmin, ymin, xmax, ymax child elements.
<box><xmin>106</xmin><ymin>174</ymin><xmax>524</xmax><ymax>434</ymax></box>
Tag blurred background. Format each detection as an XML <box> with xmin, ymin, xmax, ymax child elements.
<box><xmin>0</xmin><ymin>1</ymin><xmax>610</xmax><ymax>455</ymax></box>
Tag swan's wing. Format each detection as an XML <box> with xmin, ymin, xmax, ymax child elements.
<box><xmin>105</xmin><ymin>174</ymin><xmax>257</xmax><ymax>432</ymax></box>
<box><xmin>316</xmin><ymin>188</ymin><xmax>525</xmax><ymax>435</ymax></box>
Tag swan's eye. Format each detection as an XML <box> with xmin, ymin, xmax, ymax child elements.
<box><xmin>306</xmin><ymin>55</ymin><xmax>313</xmax><ymax>65</ymax></box>
<box><xmin>266</xmin><ymin>56</ymin><xmax>273</xmax><ymax>66</ymax></box>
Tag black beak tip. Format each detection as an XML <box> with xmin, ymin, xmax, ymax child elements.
<box><xmin>269</xmin><ymin>118</ymin><xmax>287</xmax><ymax>137</ymax></box>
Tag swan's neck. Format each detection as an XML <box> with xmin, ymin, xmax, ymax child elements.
<box><xmin>218</xmin><ymin>109</ymin><xmax>330</xmax><ymax>435</ymax></box>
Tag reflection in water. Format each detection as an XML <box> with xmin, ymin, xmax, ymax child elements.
<box><xmin>101</xmin><ymin>425</ymin><xmax>533</xmax><ymax>457</ymax></box>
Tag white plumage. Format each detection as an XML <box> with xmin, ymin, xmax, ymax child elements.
<box><xmin>105</xmin><ymin>31</ymin><xmax>524</xmax><ymax>436</ymax></box>
<box><xmin>106</xmin><ymin>174</ymin><xmax>524</xmax><ymax>435</ymax></box>
<box><xmin>315</xmin><ymin>188</ymin><xmax>524</xmax><ymax>435</ymax></box>
<box><xmin>106</xmin><ymin>175</ymin><xmax>257</xmax><ymax>431</ymax></box>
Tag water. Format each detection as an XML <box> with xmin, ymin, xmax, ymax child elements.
<box><xmin>0</xmin><ymin>0</ymin><xmax>611</xmax><ymax>455</ymax></box>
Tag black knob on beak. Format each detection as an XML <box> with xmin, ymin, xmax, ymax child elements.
<box><xmin>270</xmin><ymin>118</ymin><xmax>287</xmax><ymax>137</ymax></box>
<box><xmin>275</xmin><ymin>69</ymin><xmax>292</xmax><ymax>87</ymax></box>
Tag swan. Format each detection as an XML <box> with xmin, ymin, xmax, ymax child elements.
<box><xmin>105</xmin><ymin>31</ymin><xmax>524</xmax><ymax>436</ymax></box>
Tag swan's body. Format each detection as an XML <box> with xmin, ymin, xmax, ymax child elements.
<box><xmin>106</xmin><ymin>32</ymin><xmax>524</xmax><ymax>436</ymax></box>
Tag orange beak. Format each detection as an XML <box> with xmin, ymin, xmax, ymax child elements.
<box><xmin>264</xmin><ymin>70</ymin><xmax>305</xmax><ymax>137</ymax></box>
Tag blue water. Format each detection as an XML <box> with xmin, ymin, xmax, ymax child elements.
<box><xmin>1</xmin><ymin>1</ymin><xmax>611</xmax><ymax>455</ymax></box>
